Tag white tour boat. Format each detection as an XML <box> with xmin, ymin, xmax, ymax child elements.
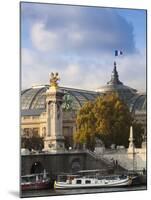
<box><xmin>54</xmin><ymin>174</ymin><xmax>132</xmax><ymax>189</ymax></box>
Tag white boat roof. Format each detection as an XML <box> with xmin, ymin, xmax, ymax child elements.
<box><xmin>22</xmin><ymin>173</ymin><xmax>48</xmax><ymax>178</ymax></box>
<box><xmin>78</xmin><ymin>169</ymin><xmax>107</xmax><ymax>173</ymax></box>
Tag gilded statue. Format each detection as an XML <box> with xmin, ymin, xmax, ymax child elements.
<box><xmin>49</xmin><ymin>72</ymin><xmax>60</xmax><ymax>88</ymax></box>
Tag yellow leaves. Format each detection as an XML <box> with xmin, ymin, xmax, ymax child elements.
<box><xmin>74</xmin><ymin>92</ymin><xmax>132</xmax><ymax>148</ymax></box>
<box><xmin>74</xmin><ymin>101</ymin><xmax>96</xmax><ymax>147</ymax></box>
<box><xmin>114</xmin><ymin>100</ymin><xmax>121</xmax><ymax>109</ymax></box>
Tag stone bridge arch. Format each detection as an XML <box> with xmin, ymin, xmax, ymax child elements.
<box><xmin>21</xmin><ymin>155</ymin><xmax>48</xmax><ymax>175</ymax></box>
<box><xmin>70</xmin><ymin>158</ymin><xmax>82</xmax><ymax>173</ymax></box>
<box><xmin>30</xmin><ymin>161</ymin><xmax>44</xmax><ymax>174</ymax></box>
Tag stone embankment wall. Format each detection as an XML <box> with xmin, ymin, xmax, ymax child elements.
<box><xmin>21</xmin><ymin>151</ymin><xmax>110</xmax><ymax>176</ymax></box>
<box><xmin>95</xmin><ymin>147</ymin><xmax>146</xmax><ymax>171</ymax></box>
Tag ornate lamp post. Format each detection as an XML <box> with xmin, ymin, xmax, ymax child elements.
<box><xmin>44</xmin><ymin>73</ymin><xmax>65</xmax><ymax>152</ymax></box>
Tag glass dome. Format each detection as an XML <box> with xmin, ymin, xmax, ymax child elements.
<box><xmin>128</xmin><ymin>94</ymin><xmax>146</xmax><ymax>113</ymax></box>
<box><xmin>96</xmin><ymin>62</ymin><xmax>137</xmax><ymax>101</ymax></box>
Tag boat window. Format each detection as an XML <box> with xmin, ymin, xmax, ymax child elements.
<box><xmin>85</xmin><ymin>180</ymin><xmax>91</xmax><ymax>184</ymax></box>
<box><xmin>58</xmin><ymin>175</ymin><xmax>66</xmax><ymax>182</ymax></box>
<box><xmin>76</xmin><ymin>180</ymin><xmax>81</xmax><ymax>184</ymax></box>
<box><xmin>22</xmin><ymin>177</ymin><xmax>29</xmax><ymax>183</ymax></box>
<box><xmin>28</xmin><ymin>176</ymin><xmax>36</xmax><ymax>182</ymax></box>
<box><xmin>22</xmin><ymin>175</ymin><xmax>36</xmax><ymax>183</ymax></box>
<box><xmin>106</xmin><ymin>177</ymin><xmax>112</xmax><ymax>180</ymax></box>
<box><xmin>119</xmin><ymin>175</ymin><xmax>126</xmax><ymax>179</ymax></box>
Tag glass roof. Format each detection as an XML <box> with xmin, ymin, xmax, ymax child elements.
<box><xmin>21</xmin><ymin>85</ymin><xmax>146</xmax><ymax>116</ymax></box>
<box><xmin>97</xmin><ymin>63</ymin><xmax>137</xmax><ymax>102</ymax></box>
<box><xmin>21</xmin><ymin>86</ymin><xmax>100</xmax><ymax>115</ymax></box>
<box><xmin>21</xmin><ymin>87</ymin><xmax>48</xmax><ymax>110</ymax></box>
<box><xmin>129</xmin><ymin>94</ymin><xmax>146</xmax><ymax>112</ymax></box>
<box><xmin>30</xmin><ymin>87</ymin><xmax>46</xmax><ymax>109</ymax></box>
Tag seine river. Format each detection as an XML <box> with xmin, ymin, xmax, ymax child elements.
<box><xmin>21</xmin><ymin>185</ymin><xmax>146</xmax><ymax>198</ymax></box>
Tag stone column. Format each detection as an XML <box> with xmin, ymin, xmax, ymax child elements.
<box><xmin>44</xmin><ymin>73</ymin><xmax>65</xmax><ymax>152</ymax></box>
<box><xmin>127</xmin><ymin>126</ymin><xmax>137</xmax><ymax>171</ymax></box>
<box><xmin>128</xmin><ymin>126</ymin><xmax>135</xmax><ymax>152</ymax></box>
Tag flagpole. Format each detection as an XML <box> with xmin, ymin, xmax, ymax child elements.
<box><xmin>114</xmin><ymin>50</ymin><xmax>123</xmax><ymax>68</ymax></box>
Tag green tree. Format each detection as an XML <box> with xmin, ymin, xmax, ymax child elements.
<box><xmin>133</xmin><ymin>121</ymin><xmax>144</xmax><ymax>148</ymax></box>
<box><xmin>21</xmin><ymin>135</ymin><xmax>44</xmax><ymax>151</ymax></box>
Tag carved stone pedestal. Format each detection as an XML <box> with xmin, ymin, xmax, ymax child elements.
<box><xmin>46</xmin><ymin>136</ymin><xmax>65</xmax><ymax>152</ymax></box>
<box><xmin>43</xmin><ymin>74</ymin><xmax>65</xmax><ymax>152</ymax></box>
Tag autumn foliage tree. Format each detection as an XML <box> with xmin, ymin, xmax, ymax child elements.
<box><xmin>74</xmin><ymin>101</ymin><xmax>96</xmax><ymax>150</ymax></box>
<box><xmin>93</xmin><ymin>93</ymin><xmax>132</xmax><ymax>148</ymax></box>
<box><xmin>74</xmin><ymin>93</ymin><xmax>143</xmax><ymax>150</ymax></box>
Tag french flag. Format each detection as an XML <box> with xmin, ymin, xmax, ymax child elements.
<box><xmin>115</xmin><ymin>50</ymin><xmax>123</xmax><ymax>56</ymax></box>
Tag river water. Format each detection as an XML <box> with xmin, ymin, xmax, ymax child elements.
<box><xmin>21</xmin><ymin>185</ymin><xmax>146</xmax><ymax>198</ymax></box>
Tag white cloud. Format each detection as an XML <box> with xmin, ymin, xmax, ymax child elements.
<box><xmin>28</xmin><ymin>7</ymin><xmax>136</xmax><ymax>55</ymax></box>
<box><xmin>115</xmin><ymin>52</ymin><xmax>146</xmax><ymax>91</ymax></box>
<box><xmin>21</xmin><ymin>48</ymin><xmax>146</xmax><ymax>92</ymax></box>
<box><xmin>31</xmin><ymin>22</ymin><xmax>59</xmax><ymax>52</ymax></box>
<box><xmin>21</xmin><ymin>5</ymin><xmax>146</xmax><ymax>92</ymax></box>
<box><xmin>22</xmin><ymin>48</ymin><xmax>35</xmax><ymax>66</ymax></box>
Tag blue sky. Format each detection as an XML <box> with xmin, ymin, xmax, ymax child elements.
<box><xmin>21</xmin><ymin>2</ymin><xmax>146</xmax><ymax>92</ymax></box>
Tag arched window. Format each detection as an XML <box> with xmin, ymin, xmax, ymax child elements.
<box><xmin>30</xmin><ymin>162</ymin><xmax>44</xmax><ymax>174</ymax></box>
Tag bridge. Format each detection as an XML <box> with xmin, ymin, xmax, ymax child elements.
<box><xmin>21</xmin><ymin>150</ymin><xmax>115</xmax><ymax>178</ymax></box>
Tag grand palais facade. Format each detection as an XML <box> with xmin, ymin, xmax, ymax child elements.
<box><xmin>21</xmin><ymin>63</ymin><xmax>146</xmax><ymax>149</ymax></box>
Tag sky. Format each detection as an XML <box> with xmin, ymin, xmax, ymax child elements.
<box><xmin>21</xmin><ymin>2</ymin><xmax>146</xmax><ymax>92</ymax></box>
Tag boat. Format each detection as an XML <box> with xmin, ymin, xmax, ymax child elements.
<box><xmin>127</xmin><ymin>171</ymin><xmax>147</xmax><ymax>185</ymax></box>
<box><xmin>117</xmin><ymin>170</ymin><xmax>147</xmax><ymax>186</ymax></box>
<box><xmin>54</xmin><ymin>174</ymin><xmax>132</xmax><ymax>189</ymax></box>
<box><xmin>21</xmin><ymin>170</ymin><xmax>51</xmax><ymax>191</ymax></box>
